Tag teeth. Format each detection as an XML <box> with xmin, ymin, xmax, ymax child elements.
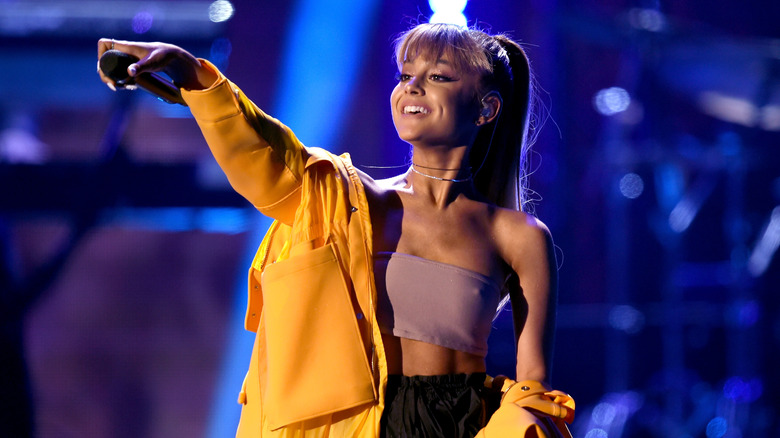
<box><xmin>404</xmin><ymin>105</ymin><xmax>430</xmax><ymax>114</ymax></box>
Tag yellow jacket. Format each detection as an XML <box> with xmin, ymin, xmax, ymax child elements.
<box><xmin>183</xmin><ymin>61</ymin><xmax>387</xmax><ymax>437</ymax></box>
<box><xmin>182</xmin><ymin>61</ymin><xmax>574</xmax><ymax>437</ymax></box>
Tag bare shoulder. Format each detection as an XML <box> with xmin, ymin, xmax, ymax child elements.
<box><xmin>492</xmin><ymin>208</ymin><xmax>555</xmax><ymax>276</ymax></box>
<box><xmin>355</xmin><ymin>168</ymin><xmax>407</xmax><ymax>200</ymax></box>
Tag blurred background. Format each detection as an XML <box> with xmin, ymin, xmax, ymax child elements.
<box><xmin>1</xmin><ymin>0</ymin><xmax>778</xmax><ymax>436</ymax></box>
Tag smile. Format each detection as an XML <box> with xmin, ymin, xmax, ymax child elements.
<box><xmin>403</xmin><ymin>105</ymin><xmax>430</xmax><ymax>114</ymax></box>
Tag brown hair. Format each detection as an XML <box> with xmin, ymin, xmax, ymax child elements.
<box><xmin>394</xmin><ymin>23</ymin><xmax>536</xmax><ymax>211</ymax></box>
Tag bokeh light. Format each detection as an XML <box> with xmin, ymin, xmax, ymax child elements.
<box><xmin>723</xmin><ymin>376</ymin><xmax>763</xmax><ymax>403</ymax></box>
<box><xmin>585</xmin><ymin>428</ymin><xmax>608</xmax><ymax>438</ymax></box>
<box><xmin>210</xmin><ymin>37</ymin><xmax>233</xmax><ymax>70</ymax></box>
<box><xmin>609</xmin><ymin>305</ymin><xmax>645</xmax><ymax>334</ymax></box>
<box><xmin>132</xmin><ymin>11</ymin><xmax>154</xmax><ymax>34</ymax></box>
<box><xmin>594</xmin><ymin>87</ymin><xmax>631</xmax><ymax>116</ymax></box>
<box><xmin>619</xmin><ymin>173</ymin><xmax>644</xmax><ymax>199</ymax></box>
<box><xmin>209</xmin><ymin>0</ymin><xmax>234</xmax><ymax>23</ymax></box>
<box><xmin>706</xmin><ymin>417</ymin><xmax>728</xmax><ymax>438</ymax></box>
<box><xmin>591</xmin><ymin>402</ymin><xmax>617</xmax><ymax>426</ymax></box>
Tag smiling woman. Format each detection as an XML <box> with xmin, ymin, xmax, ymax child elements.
<box><xmin>96</xmin><ymin>21</ymin><xmax>573</xmax><ymax>438</ymax></box>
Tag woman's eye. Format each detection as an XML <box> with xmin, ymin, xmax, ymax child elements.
<box><xmin>396</xmin><ymin>73</ymin><xmax>411</xmax><ymax>82</ymax></box>
<box><xmin>430</xmin><ymin>74</ymin><xmax>452</xmax><ymax>82</ymax></box>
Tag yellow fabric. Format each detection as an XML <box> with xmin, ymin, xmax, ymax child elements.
<box><xmin>183</xmin><ymin>60</ymin><xmax>387</xmax><ymax>437</ymax></box>
<box><xmin>477</xmin><ymin>379</ymin><xmax>575</xmax><ymax>438</ymax></box>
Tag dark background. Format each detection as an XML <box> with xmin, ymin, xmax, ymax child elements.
<box><xmin>1</xmin><ymin>0</ymin><xmax>778</xmax><ymax>436</ymax></box>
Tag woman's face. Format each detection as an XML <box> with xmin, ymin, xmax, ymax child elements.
<box><xmin>390</xmin><ymin>53</ymin><xmax>482</xmax><ymax>148</ymax></box>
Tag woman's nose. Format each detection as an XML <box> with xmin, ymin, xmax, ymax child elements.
<box><xmin>404</xmin><ymin>77</ymin><xmax>423</xmax><ymax>94</ymax></box>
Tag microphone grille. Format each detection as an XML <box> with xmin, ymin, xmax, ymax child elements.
<box><xmin>99</xmin><ymin>49</ymin><xmax>139</xmax><ymax>82</ymax></box>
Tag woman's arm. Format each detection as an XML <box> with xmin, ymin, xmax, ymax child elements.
<box><xmin>97</xmin><ymin>39</ymin><xmax>307</xmax><ymax>223</ymax></box>
<box><xmin>496</xmin><ymin>212</ymin><xmax>558</xmax><ymax>384</ymax></box>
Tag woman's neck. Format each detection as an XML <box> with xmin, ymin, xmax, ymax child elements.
<box><xmin>404</xmin><ymin>146</ymin><xmax>477</xmax><ymax>207</ymax></box>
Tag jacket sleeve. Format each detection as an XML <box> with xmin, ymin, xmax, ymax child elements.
<box><xmin>181</xmin><ymin>60</ymin><xmax>306</xmax><ymax>224</ymax></box>
<box><xmin>477</xmin><ymin>379</ymin><xmax>575</xmax><ymax>438</ymax></box>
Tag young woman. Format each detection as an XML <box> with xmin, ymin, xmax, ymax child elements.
<box><xmin>97</xmin><ymin>23</ymin><xmax>574</xmax><ymax>437</ymax></box>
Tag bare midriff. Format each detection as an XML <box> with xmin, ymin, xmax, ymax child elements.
<box><xmin>382</xmin><ymin>334</ymin><xmax>486</xmax><ymax>376</ymax></box>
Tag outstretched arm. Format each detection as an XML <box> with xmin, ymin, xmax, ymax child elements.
<box><xmin>96</xmin><ymin>39</ymin><xmax>307</xmax><ymax>223</ymax></box>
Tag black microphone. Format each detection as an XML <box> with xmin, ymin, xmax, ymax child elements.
<box><xmin>99</xmin><ymin>49</ymin><xmax>187</xmax><ymax>106</ymax></box>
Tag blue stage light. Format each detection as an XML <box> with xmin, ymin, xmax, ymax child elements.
<box><xmin>705</xmin><ymin>417</ymin><xmax>728</xmax><ymax>438</ymax></box>
<box><xmin>594</xmin><ymin>87</ymin><xmax>631</xmax><ymax>116</ymax></box>
<box><xmin>619</xmin><ymin>173</ymin><xmax>644</xmax><ymax>199</ymax></box>
<box><xmin>132</xmin><ymin>11</ymin><xmax>153</xmax><ymax>34</ymax></box>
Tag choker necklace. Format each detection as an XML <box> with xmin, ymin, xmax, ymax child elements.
<box><xmin>410</xmin><ymin>165</ymin><xmax>472</xmax><ymax>182</ymax></box>
<box><xmin>412</xmin><ymin>162</ymin><xmax>463</xmax><ymax>171</ymax></box>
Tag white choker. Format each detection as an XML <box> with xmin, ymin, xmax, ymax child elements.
<box><xmin>410</xmin><ymin>165</ymin><xmax>472</xmax><ymax>183</ymax></box>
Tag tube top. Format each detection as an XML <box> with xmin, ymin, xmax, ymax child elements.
<box><xmin>373</xmin><ymin>252</ymin><xmax>501</xmax><ymax>357</ymax></box>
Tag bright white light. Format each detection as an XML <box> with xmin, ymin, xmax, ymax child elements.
<box><xmin>429</xmin><ymin>0</ymin><xmax>467</xmax><ymax>13</ymax></box>
<box><xmin>594</xmin><ymin>87</ymin><xmax>631</xmax><ymax>116</ymax></box>
<box><xmin>429</xmin><ymin>0</ymin><xmax>467</xmax><ymax>27</ymax></box>
<box><xmin>619</xmin><ymin>173</ymin><xmax>644</xmax><ymax>199</ymax></box>
<box><xmin>209</xmin><ymin>0</ymin><xmax>234</xmax><ymax>23</ymax></box>
<box><xmin>430</xmin><ymin>11</ymin><xmax>467</xmax><ymax>27</ymax></box>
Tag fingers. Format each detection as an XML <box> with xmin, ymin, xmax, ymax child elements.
<box><xmin>96</xmin><ymin>39</ymin><xmax>207</xmax><ymax>92</ymax></box>
<box><xmin>97</xmin><ymin>38</ymin><xmax>153</xmax><ymax>91</ymax></box>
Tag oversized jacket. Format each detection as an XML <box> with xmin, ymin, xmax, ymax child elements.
<box><xmin>182</xmin><ymin>61</ymin><xmax>575</xmax><ymax>437</ymax></box>
<box><xmin>183</xmin><ymin>61</ymin><xmax>387</xmax><ymax>437</ymax></box>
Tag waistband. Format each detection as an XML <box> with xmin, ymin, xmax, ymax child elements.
<box><xmin>386</xmin><ymin>373</ymin><xmax>488</xmax><ymax>389</ymax></box>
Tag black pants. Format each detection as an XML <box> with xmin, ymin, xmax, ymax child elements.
<box><xmin>381</xmin><ymin>373</ymin><xmax>499</xmax><ymax>438</ymax></box>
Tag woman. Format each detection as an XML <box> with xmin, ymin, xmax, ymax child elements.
<box><xmin>97</xmin><ymin>23</ymin><xmax>574</xmax><ymax>437</ymax></box>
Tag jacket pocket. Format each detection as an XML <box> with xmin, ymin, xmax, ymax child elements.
<box><xmin>259</xmin><ymin>242</ymin><xmax>376</xmax><ymax>429</ymax></box>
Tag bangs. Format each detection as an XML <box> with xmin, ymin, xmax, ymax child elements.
<box><xmin>394</xmin><ymin>24</ymin><xmax>492</xmax><ymax>76</ymax></box>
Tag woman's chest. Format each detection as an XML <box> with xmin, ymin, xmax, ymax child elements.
<box><xmin>367</xmin><ymin>192</ymin><xmax>505</xmax><ymax>280</ymax></box>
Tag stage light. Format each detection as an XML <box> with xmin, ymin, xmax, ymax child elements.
<box><xmin>591</xmin><ymin>402</ymin><xmax>617</xmax><ymax>426</ymax></box>
<box><xmin>210</xmin><ymin>37</ymin><xmax>233</xmax><ymax>70</ymax></box>
<box><xmin>594</xmin><ymin>87</ymin><xmax>631</xmax><ymax>116</ymax></box>
<box><xmin>608</xmin><ymin>305</ymin><xmax>645</xmax><ymax>334</ymax></box>
<box><xmin>668</xmin><ymin>200</ymin><xmax>695</xmax><ymax>232</ymax></box>
<box><xmin>747</xmin><ymin>206</ymin><xmax>780</xmax><ymax>277</ymax></box>
<box><xmin>584</xmin><ymin>429</ymin><xmax>608</xmax><ymax>438</ymax></box>
<box><xmin>132</xmin><ymin>11</ymin><xmax>153</xmax><ymax>34</ymax></box>
<box><xmin>705</xmin><ymin>416</ymin><xmax>727</xmax><ymax>438</ymax></box>
<box><xmin>619</xmin><ymin>173</ymin><xmax>644</xmax><ymax>199</ymax></box>
<box><xmin>429</xmin><ymin>0</ymin><xmax>468</xmax><ymax>27</ymax></box>
<box><xmin>628</xmin><ymin>8</ymin><xmax>666</xmax><ymax>32</ymax></box>
<box><xmin>209</xmin><ymin>0</ymin><xmax>234</xmax><ymax>23</ymax></box>
<box><xmin>723</xmin><ymin>376</ymin><xmax>763</xmax><ymax>403</ymax></box>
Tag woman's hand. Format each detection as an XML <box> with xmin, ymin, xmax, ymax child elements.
<box><xmin>96</xmin><ymin>39</ymin><xmax>217</xmax><ymax>91</ymax></box>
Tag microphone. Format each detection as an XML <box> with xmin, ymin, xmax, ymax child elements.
<box><xmin>99</xmin><ymin>49</ymin><xmax>187</xmax><ymax>106</ymax></box>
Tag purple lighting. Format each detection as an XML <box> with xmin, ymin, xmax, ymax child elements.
<box><xmin>132</xmin><ymin>11</ymin><xmax>154</xmax><ymax>34</ymax></box>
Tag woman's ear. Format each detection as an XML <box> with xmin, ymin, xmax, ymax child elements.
<box><xmin>477</xmin><ymin>91</ymin><xmax>503</xmax><ymax>125</ymax></box>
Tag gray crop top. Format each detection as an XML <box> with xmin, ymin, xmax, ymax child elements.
<box><xmin>373</xmin><ymin>252</ymin><xmax>501</xmax><ymax>357</ymax></box>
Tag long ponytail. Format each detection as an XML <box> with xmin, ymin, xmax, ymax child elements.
<box><xmin>469</xmin><ymin>34</ymin><xmax>534</xmax><ymax>211</ymax></box>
